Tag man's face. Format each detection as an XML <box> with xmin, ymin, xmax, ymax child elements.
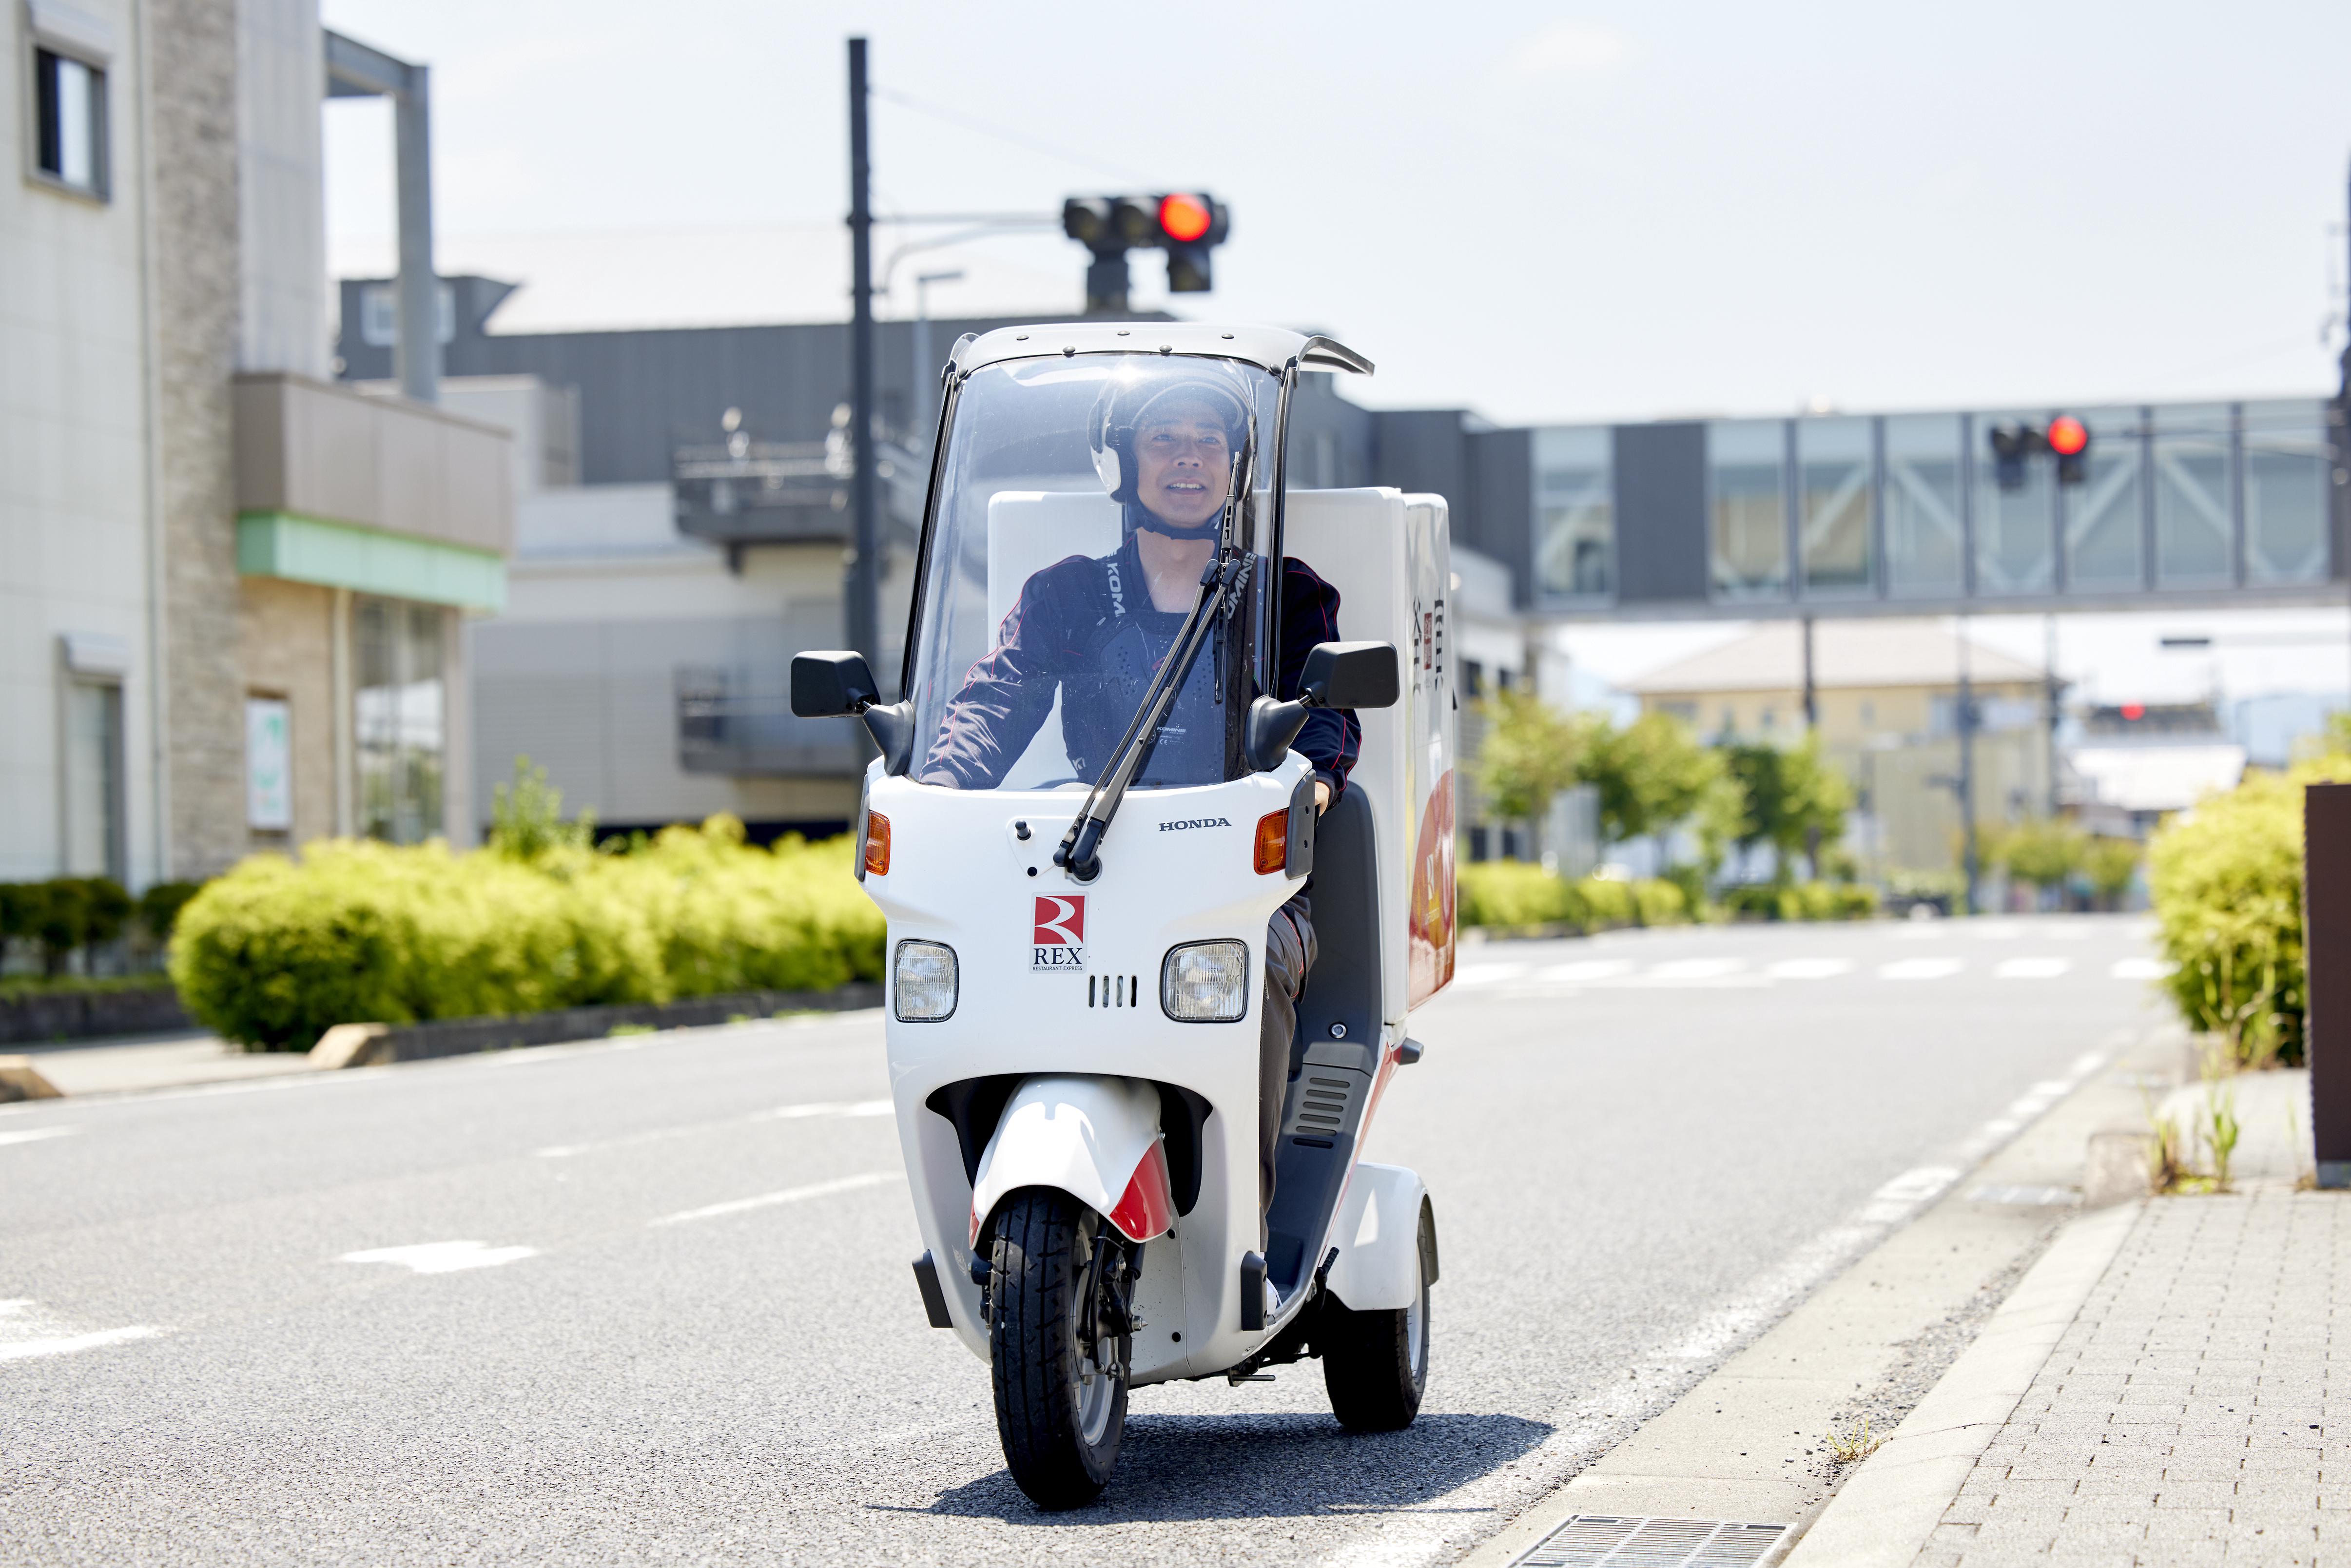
<box><xmin>1132</xmin><ymin>402</ymin><xmax>1233</xmax><ymax>531</ymax></box>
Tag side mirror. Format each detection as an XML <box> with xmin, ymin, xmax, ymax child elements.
<box><xmin>1300</xmin><ymin>640</ymin><xmax>1399</xmax><ymax>711</ymax></box>
<box><xmin>791</xmin><ymin>651</ymin><xmax>880</xmax><ymax>717</ymax></box>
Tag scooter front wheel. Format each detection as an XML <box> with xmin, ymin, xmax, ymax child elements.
<box><xmin>1321</xmin><ymin>1196</ymin><xmax>1432</xmax><ymax>1432</ymax></box>
<box><xmin>987</xmin><ymin>1188</ymin><xmax>1129</xmax><ymax>1508</ymax></box>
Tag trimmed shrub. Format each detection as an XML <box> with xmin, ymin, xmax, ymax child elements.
<box><xmin>1722</xmin><ymin>881</ymin><xmax>1880</xmax><ymax>922</ymax></box>
<box><xmin>1455</xmin><ymin>863</ymin><xmax>1685</xmax><ymax>933</ymax></box>
<box><xmin>2147</xmin><ymin>758</ymin><xmax>2349</xmax><ymax>1067</ymax></box>
<box><xmin>170</xmin><ymin>820</ymin><xmax>883</xmax><ymax>1051</ymax></box>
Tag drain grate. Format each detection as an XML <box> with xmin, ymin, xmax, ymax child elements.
<box><xmin>1514</xmin><ymin>1514</ymin><xmax>1788</xmax><ymax>1568</ymax></box>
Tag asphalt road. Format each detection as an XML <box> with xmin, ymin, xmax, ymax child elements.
<box><xmin>0</xmin><ymin>913</ymin><xmax>2167</xmax><ymax>1566</ymax></box>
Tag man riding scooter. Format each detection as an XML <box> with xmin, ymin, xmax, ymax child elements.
<box><xmin>916</xmin><ymin>374</ymin><xmax>1360</xmax><ymax>1238</ymax></box>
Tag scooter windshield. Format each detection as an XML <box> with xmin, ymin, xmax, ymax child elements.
<box><xmin>906</xmin><ymin>354</ymin><xmax>1280</xmax><ymax>793</ymax></box>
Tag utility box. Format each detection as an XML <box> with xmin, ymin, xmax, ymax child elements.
<box><xmin>2309</xmin><ymin>782</ymin><xmax>2351</xmax><ymax>1187</ymax></box>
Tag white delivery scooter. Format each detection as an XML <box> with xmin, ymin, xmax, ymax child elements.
<box><xmin>793</xmin><ymin>324</ymin><xmax>1458</xmax><ymax>1509</ymax></box>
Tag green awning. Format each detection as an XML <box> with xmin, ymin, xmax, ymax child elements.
<box><xmin>236</xmin><ymin>511</ymin><xmax>506</xmax><ymax>611</ymax></box>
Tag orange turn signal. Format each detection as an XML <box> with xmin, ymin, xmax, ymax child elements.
<box><xmin>863</xmin><ymin>811</ymin><xmax>892</xmax><ymax>876</ymax></box>
<box><xmin>1254</xmin><ymin>809</ymin><xmax>1287</xmax><ymax>875</ymax></box>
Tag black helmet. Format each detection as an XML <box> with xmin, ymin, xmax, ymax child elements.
<box><xmin>1088</xmin><ymin>370</ymin><xmax>1253</xmax><ymax>515</ymax></box>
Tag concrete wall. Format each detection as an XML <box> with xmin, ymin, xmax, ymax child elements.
<box><xmin>233</xmin><ymin>0</ymin><xmax>325</xmax><ymax>379</ymax></box>
<box><xmin>0</xmin><ymin>0</ymin><xmax>162</xmax><ymax>883</ymax></box>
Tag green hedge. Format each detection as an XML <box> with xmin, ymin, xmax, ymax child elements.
<box><xmin>2148</xmin><ymin>757</ymin><xmax>2348</xmax><ymax>1067</ymax></box>
<box><xmin>1456</xmin><ymin>862</ymin><xmax>1688</xmax><ymax>932</ymax></box>
<box><xmin>170</xmin><ymin>818</ymin><xmax>883</xmax><ymax>1051</ymax></box>
<box><xmin>1722</xmin><ymin>881</ymin><xmax>1881</xmax><ymax>921</ymax></box>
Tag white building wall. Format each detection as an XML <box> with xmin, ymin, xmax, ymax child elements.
<box><xmin>0</xmin><ymin>0</ymin><xmax>162</xmax><ymax>884</ymax></box>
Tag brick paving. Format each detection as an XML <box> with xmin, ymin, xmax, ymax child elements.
<box><xmin>1923</xmin><ymin>1188</ymin><xmax>2351</xmax><ymax>1567</ymax></box>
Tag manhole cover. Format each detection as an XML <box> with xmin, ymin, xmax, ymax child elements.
<box><xmin>1514</xmin><ymin>1514</ymin><xmax>1789</xmax><ymax>1568</ymax></box>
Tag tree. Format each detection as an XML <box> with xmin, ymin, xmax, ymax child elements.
<box><xmin>2083</xmin><ymin>837</ymin><xmax>2141</xmax><ymax>910</ymax></box>
<box><xmin>1472</xmin><ymin>690</ymin><xmax>1582</xmax><ymax>858</ymax></box>
<box><xmin>1722</xmin><ymin>736</ymin><xmax>1852</xmax><ymax>884</ymax></box>
<box><xmin>1574</xmin><ymin>710</ymin><xmax>1743</xmax><ymax>873</ymax></box>
<box><xmin>2000</xmin><ymin>818</ymin><xmax>2088</xmax><ymax>900</ymax></box>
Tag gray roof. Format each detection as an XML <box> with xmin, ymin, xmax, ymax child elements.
<box><xmin>1622</xmin><ymin>620</ymin><xmax>2045</xmax><ymax>694</ymax></box>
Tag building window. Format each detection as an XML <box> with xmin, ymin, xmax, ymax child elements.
<box><xmin>1496</xmin><ymin>667</ymin><xmax>1516</xmax><ymax>694</ymax></box>
<box><xmin>2241</xmin><ymin>400</ymin><xmax>2330</xmax><ymax>585</ymax></box>
<box><xmin>355</xmin><ymin>598</ymin><xmax>445</xmax><ymax>844</ymax></box>
<box><xmin>1708</xmin><ymin>420</ymin><xmax>1788</xmax><ymax>600</ymax></box>
<box><xmin>62</xmin><ymin>679</ymin><xmax>124</xmax><ymax>879</ymax></box>
<box><xmin>2152</xmin><ymin>403</ymin><xmax>2232</xmax><ymax>588</ymax></box>
<box><xmin>1467</xmin><ymin>826</ymin><xmax>1490</xmax><ymax>863</ymax></box>
<box><xmin>1535</xmin><ymin>426</ymin><xmax>1614</xmax><ymax>599</ymax></box>
<box><xmin>2061</xmin><ymin>407</ymin><xmax>2145</xmax><ymax>592</ymax></box>
<box><xmin>33</xmin><ymin>47</ymin><xmax>108</xmax><ymax>198</ymax></box>
<box><xmin>1884</xmin><ymin>414</ymin><xmax>1964</xmax><ymax>597</ymax></box>
<box><xmin>1796</xmin><ymin>417</ymin><xmax>1873</xmax><ymax>594</ymax></box>
<box><xmin>1463</xmin><ymin>660</ymin><xmax>1484</xmax><ymax>699</ymax></box>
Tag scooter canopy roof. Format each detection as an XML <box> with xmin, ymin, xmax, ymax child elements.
<box><xmin>950</xmin><ymin>324</ymin><xmax>1374</xmax><ymax>380</ymax></box>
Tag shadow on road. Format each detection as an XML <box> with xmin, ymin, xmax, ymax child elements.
<box><xmin>895</xmin><ymin>1411</ymin><xmax>1553</xmax><ymax>1524</ymax></box>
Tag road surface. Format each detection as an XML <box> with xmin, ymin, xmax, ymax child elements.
<box><xmin>0</xmin><ymin>914</ymin><xmax>2167</xmax><ymax>1565</ymax></box>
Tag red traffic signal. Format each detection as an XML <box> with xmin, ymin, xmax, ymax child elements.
<box><xmin>1158</xmin><ymin>193</ymin><xmax>1214</xmax><ymax>244</ymax></box>
<box><xmin>2046</xmin><ymin>415</ymin><xmax>2088</xmax><ymax>458</ymax></box>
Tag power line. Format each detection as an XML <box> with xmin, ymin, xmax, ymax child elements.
<box><xmin>870</xmin><ymin>83</ymin><xmax>1161</xmax><ymax>188</ymax></box>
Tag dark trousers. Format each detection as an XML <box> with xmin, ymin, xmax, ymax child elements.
<box><xmin>1260</xmin><ymin>891</ymin><xmax>1316</xmax><ymax>1228</ymax></box>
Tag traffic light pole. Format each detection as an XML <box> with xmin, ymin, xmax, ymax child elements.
<box><xmin>846</xmin><ymin>38</ymin><xmax>880</xmax><ymax>682</ymax></box>
<box><xmin>1958</xmin><ymin>619</ymin><xmax>1979</xmax><ymax>916</ymax></box>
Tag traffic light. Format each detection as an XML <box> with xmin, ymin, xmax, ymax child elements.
<box><xmin>1060</xmin><ymin>193</ymin><xmax>1230</xmax><ymax>312</ymax></box>
<box><xmin>2046</xmin><ymin>414</ymin><xmax>2090</xmax><ymax>485</ymax></box>
<box><xmin>1985</xmin><ymin>416</ymin><xmax>2092</xmax><ymax>490</ymax></box>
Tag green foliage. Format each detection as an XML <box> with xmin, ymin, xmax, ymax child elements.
<box><xmin>1721</xmin><ymin>881</ymin><xmax>1880</xmax><ymax>921</ymax></box>
<box><xmin>2082</xmin><ymin>837</ymin><xmax>2141</xmax><ymax>906</ymax></box>
<box><xmin>169</xmin><ymin>818</ymin><xmax>884</xmax><ymax>1051</ymax></box>
<box><xmin>0</xmin><ymin>877</ymin><xmax>133</xmax><ymax>976</ymax></box>
<box><xmin>136</xmin><ymin>881</ymin><xmax>205</xmax><ymax>943</ymax></box>
<box><xmin>488</xmin><ymin>755</ymin><xmax>598</xmax><ymax>861</ymax></box>
<box><xmin>1720</xmin><ymin>735</ymin><xmax>1852</xmax><ymax>881</ymax></box>
<box><xmin>1998</xmin><ymin>818</ymin><xmax>2088</xmax><ymax>891</ymax></box>
<box><xmin>1473</xmin><ymin>690</ymin><xmax>1583</xmax><ymax>831</ymax></box>
<box><xmin>1574</xmin><ymin>711</ymin><xmax>1743</xmax><ymax>870</ymax></box>
<box><xmin>1454</xmin><ymin>863</ymin><xmax>1687</xmax><ymax>932</ymax></box>
<box><xmin>2147</xmin><ymin>757</ymin><xmax>2351</xmax><ymax>1068</ymax></box>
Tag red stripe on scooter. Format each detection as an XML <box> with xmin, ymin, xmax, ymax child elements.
<box><xmin>1107</xmin><ymin>1140</ymin><xmax>1175</xmax><ymax>1241</ymax></box>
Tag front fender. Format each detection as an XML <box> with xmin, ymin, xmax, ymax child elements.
<box><xmin>970</xmin><ymin>1075</ymin><xmax>1173</xmax><ymax>1244</ymax></box>
<box><xmin>1322</xmin><ymin>1162</ymin><xmax>1432</xmax><ymax>1312</ymax></box>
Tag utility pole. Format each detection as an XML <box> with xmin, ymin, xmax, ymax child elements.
<box><xmin>845</xmin><ymin>38</ymin><xmax>880</xmax><ymax>680</ymax></box>
<box><xmin>2044</xmin><ymin>614</ymin><xmax>2062</xmax><ymax>816</ymax></box>
<box><xmin>1800</xmin><ymin>616</ymin><xmax>1817</xmax><ymax>730</ymax></box>
<box><xmin>1958</xmin><ymin>618</ymin><xmax>1980</xmax><ymax>916</ymax></box>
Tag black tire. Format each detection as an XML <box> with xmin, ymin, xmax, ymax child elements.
<box><xmin>988</xmin><ymin>1188</ymin><xmax>1128</xmax><ymax>1509</ymax></box>
<box><xmin>1321</xmin><ymin>1197</ymin><xmax>1432</xmax><ymax>1432</ymax></box>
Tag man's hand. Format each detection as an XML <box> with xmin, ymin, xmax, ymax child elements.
<box><xmin>1314</xmin><ymin>780</ymin><xmax>1332</xmax><ymax>814</ymax></box>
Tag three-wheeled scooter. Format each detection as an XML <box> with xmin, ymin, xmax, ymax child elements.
<box><xmin>792</xmin><ymin>323</ymin><xmax>1457</xmax><ymax>1508</ymax></box>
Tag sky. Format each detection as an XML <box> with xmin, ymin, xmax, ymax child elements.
<box><xmin>318</xmin><ymin>1</ymin><xmax>2351</xmax><ymax>719</ymax></box>
<box><xmin>319</xmin><ymin>0</ymin><xmax>2351</xmax><ymax>424</ymax></box>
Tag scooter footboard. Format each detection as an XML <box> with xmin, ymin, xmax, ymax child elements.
<box><xmin>970</xmin><ymin>1075</ymin><xmax>1174</xmax><ymax>1245</ymax></box>
<box><xmin>1322</xmin><ymin>1162</ymin><xmax>1434</xmax><ymax>1312</ymax></box>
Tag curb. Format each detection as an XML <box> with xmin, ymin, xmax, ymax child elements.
<box><xmin>302</xmin><ymin>984</ymin><xmax>886</xmax><ymax>1069</ymax></box>
<box><xmin>0</xmin><ymin>1055</ymin><xmax>65</xmax><ymax>1103</ymax></box>
<box><xmin>1778</xmin><ymin>1200</ymin><xmax>2142</xmax><ymax>1567</ymax></box>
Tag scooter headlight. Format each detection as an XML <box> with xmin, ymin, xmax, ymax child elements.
<box><xmin>1161</xmin><ymin>940</ymin><xmax>1250</xmax><ymax>1023</ymax></box>
<box><xmin>893</xmin><ymin>940</ymin><xmax>957</xmax><ymax>1022</ymax></box>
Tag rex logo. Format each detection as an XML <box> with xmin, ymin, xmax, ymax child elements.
<box><xmin>1031</xmin><ymin>894</ymin><xmax>1086</xmax><ymax>972</ymax></box>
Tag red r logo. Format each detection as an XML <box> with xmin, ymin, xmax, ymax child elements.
<box><xmin>1033</xmin><ymin>895</ymin><xmax>1086</xmax><ymax>947</ymax></box>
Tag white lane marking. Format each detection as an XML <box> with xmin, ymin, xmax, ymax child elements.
<box><xmin>1968</xmin><ymin>922</ymin><xmax>2024</xmax><ymax>940</ymax></box>
<box><xmin>1879</xmin><ymin>957</ymin><xmax>1964</xmax><ymax>980</ymax></box>
<box><xmin>1996</xmin><ymin>957</ymin><xmax>2072</xmax><ymax>979</ymax></box>
<box><xmin>1969</xmin><ymin>1184</ymin><xmax>2076</xmax><ymax>1206</ymax></box>
<box><xmin>1766</xmin><ymin>958</ymin><xmax>1853</xmax><ymax>980</ymax></box>
<box><xmin>0</xmin><ymin>1126</ymin><xmax>77</xmax><ymax>1148</ymax></box>
<box><xmin>536</xmin><ymin>1099</ymin><xmax>894</xmax><ymax>1158</ymax></box>
<box><xmin>650</xmin><ymin>1171</ymin><xmax>898</xmax><ymax>1227</ymax></box>
<box><xmin>2072</xmin><ymin>1051</ymin><xmax>2110</xmax><ymax>1077</ymax></box>
<box><xmin>2044</xmin><ymin>925</ymin><xmax>2094</xmax><ymax>941</ymax></box>
<box><xmin>1860</xmin><ymin>1165</ymin><xmax>1961</xmax><ymax>1222</ymax></box>
<box><xmin>1539</xmin><ymin>959</ymin><xmax>1635</xmax><ymax>983</ymax></box>
<box><xmin>2112</xmin><ymin>957</ymin><xmax>2176</xmax><ymax>980</ymax></box>
<box><xmin>1644</xmin><ymin>958</ymin><xmax>1746</xmax><ymax>981</ymax></box>
<box><xmin>341</xmin><ymin>1241</ymin><xmax>539</xmax><ymax>1274</ymax></box>
<box><xmin>1453</xmin><ymin>963</ymin><xmax>1528</xmax><ymax>986</ymax></box>
<box><xmin>0</xmin><ymin>1300</ymin><xmax>169</xmax><ymax>1363</ymax></box>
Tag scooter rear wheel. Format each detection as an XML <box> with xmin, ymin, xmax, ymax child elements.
<box><xmin>1320</xmin><ymin>1197</ymin><xmax>1432</xmax><ymax>1432</ymax></box>
<box><xmin>987</xmin><ymin>1188</ymin><xmax>1128</xmax><ymax>1508</ymax></box>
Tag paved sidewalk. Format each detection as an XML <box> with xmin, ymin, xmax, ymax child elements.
<box><xmin>7</xmin><ymin>1030</ymin><xmax>319</xmax><ymax>1095</ymax></box>
<box><xmin>1921</xmin><ymin>1188</ymin><xmax>2345</xmax><ymax>1566</ymax></box>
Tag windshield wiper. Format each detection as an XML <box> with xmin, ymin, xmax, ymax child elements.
<box><xmin>1053</xmin><ymin>551</ymin><xmax>1250</xmax><ymax>883</ymax></box>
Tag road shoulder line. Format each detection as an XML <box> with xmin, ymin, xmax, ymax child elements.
<box><xmin>1778</xmin><ymin>1200</ymin><xmax>2139</xmax><ymax>1567</ymax></box>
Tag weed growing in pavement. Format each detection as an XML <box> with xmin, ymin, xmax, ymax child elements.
<box><xmin>2202</xmin><ymin>1081</ymin><xmax>2241</xmax><ymax>1193</ymax></box>
<box><xmin>1826</xmin><ymin>1417</ymin><xmax>1883</xmax><ymax>1465</ymax></box>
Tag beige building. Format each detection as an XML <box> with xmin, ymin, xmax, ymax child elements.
<box><xmin>2</xmin><ymin>0</ymin><xmax>510</xmax><ymax>886</ymax></box>
<box><xmin>1620</xmin><ymin>620</ymin><xmax>2051</xmax><ymax>877</ymax></box>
